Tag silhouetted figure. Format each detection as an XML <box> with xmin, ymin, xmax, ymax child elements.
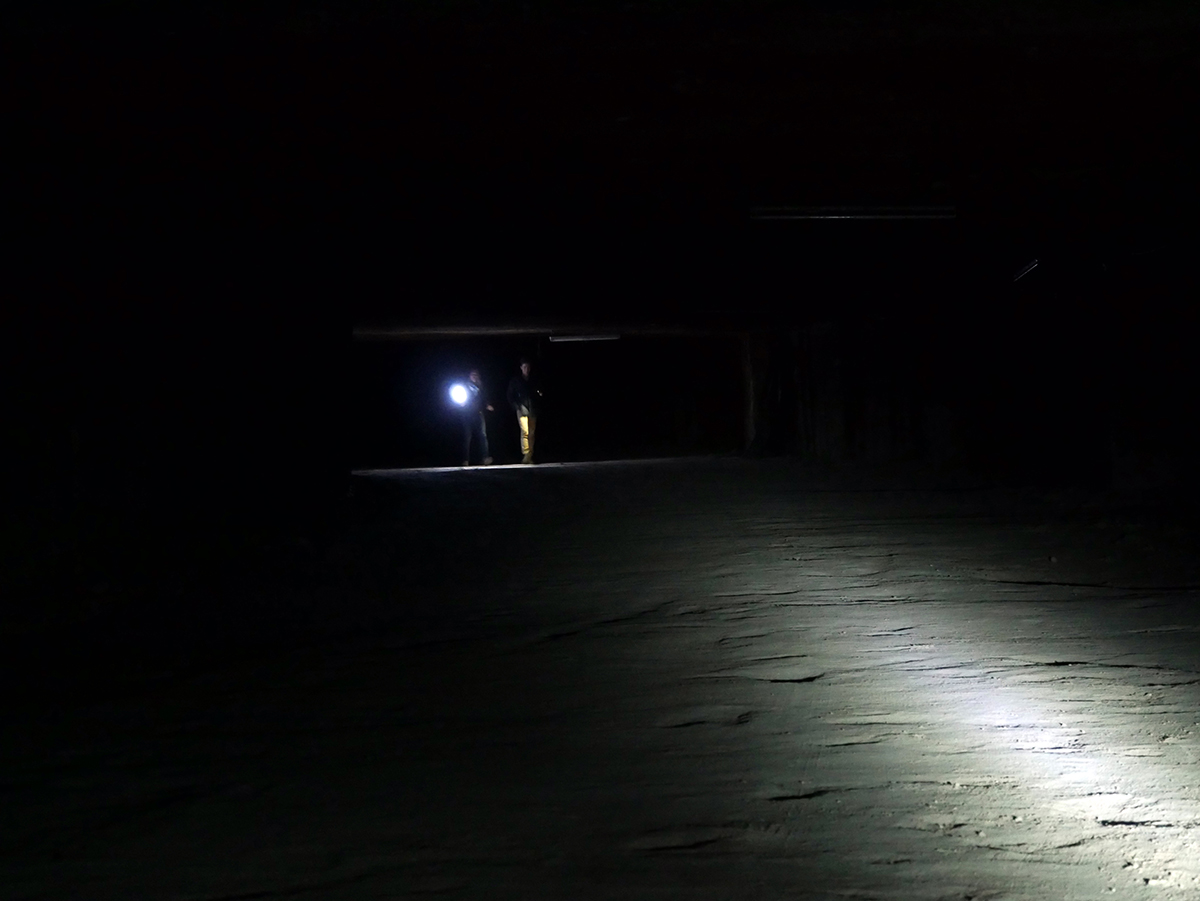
<box><xmin>506</xmin><ymin>358</ymin><xmax>542</xmax><ymax>464</ymax></box>
<box><xmin>460</xmin><ymin>370</ymin><xmax>494</xmax><ymax>466</ymax></box>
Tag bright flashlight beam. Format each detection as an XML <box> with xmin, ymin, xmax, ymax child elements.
<box><xmin>449</xmin><ymin>384</ymin><xmax>469</xmax><ymax>406</ymax></box>
<box><xmin>548</xmin><ymin>335</ymin><xmax>621</xmax><ymax>343</ymax></box>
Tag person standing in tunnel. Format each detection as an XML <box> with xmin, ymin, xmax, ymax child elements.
<box><xmin>460</xmin><ymin>369</ymin><xmax>493</xmax><ymax>467</ymax></box>
<box><xmin>507</xmin><ymin>357</ymin><xmax>542</xmax><ymax>464</ymax></box>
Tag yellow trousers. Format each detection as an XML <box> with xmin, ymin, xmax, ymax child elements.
<box><xmin>518</xmin><ymin>414</ymin><xmax>537</xmax><ymax>463</ymax></box>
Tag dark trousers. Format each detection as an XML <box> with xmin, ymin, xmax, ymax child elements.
<box><xmin>462</xmin><ymin>412</ymin><xmax>489</xmax><ymax>463</ymax></box>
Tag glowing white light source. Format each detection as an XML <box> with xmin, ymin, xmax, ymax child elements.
<box><xmin>449</xmin><ymin>384</ymin><xmax>469</xmax><ymax>406</ymax></box>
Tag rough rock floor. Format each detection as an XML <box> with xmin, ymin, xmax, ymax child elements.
<box><xmin>5</xmin><ymin>458</ymin><xmax>1200</xmax><ymax>899</ymax></box>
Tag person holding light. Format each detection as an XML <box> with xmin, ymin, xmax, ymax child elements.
<box><xmin>457</xmin><ymin>369</ymin><xmax>493</xmax><ymax>466</ymax></box>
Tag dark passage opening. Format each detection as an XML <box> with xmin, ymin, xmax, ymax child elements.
<box><xmin>350</xmin><ymin>332</ymin><xmax>744</xmax><ymax>468</ymax></box>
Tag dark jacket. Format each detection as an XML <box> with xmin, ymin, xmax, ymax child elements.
<box><xmin>507</xmin><ymin>373</ymin><xmax>540</xmax><ymax>417</ymax></box>
<box><xmin>462</xmin><ymin>381</ymin><xmax>487</xmax><ymax>415</ymax></box>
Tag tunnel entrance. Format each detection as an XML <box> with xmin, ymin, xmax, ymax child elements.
<box><xmin>349</xmin><ymin>327</ymin><xmax>744</xmax><ymax>469</ymax></box>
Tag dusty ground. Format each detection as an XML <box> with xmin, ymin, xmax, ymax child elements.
<box><xmin>5</xmin><ymin>458</ymin><xmax>1200</xmax><ymax>899</ymax></box>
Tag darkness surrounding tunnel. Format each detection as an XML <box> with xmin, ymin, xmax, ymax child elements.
<box><xmin>4</xmin><ymin>5</ymin><xmax>1200</xmax><ymax>893</ymax></box>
